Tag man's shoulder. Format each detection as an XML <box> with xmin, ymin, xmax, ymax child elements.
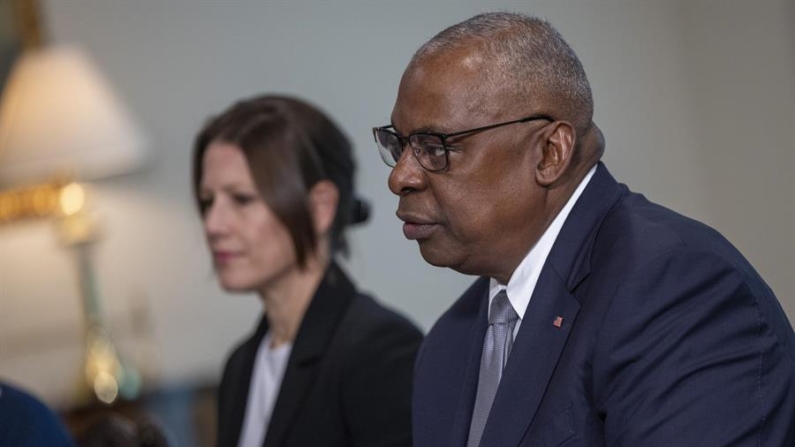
<box><xmin>588</xmin><ymin>188</ymin><xmax>792</xmax><ymax>342</ymax></box>
<box><xmin>594</xmin><ymin>188</ymin><xmax>743</xmax><ymax>269</ymax></box>
<box><xmin>579</xmin><ymin>164</ymin><xmax>732</xmax><ymax>260</ymax></box>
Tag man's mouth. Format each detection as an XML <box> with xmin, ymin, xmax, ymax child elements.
<box><xmin>397</xmin><ymin>211</ymin><xmax>439</xmax><ymax>240</ymax></box>
<box><xmin>402</xmin><ymin>222</ymin><xmax>439</xmax><ymax>240</ymax></box>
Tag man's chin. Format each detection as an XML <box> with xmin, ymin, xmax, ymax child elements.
<box><xmin>418</xmin><ymin>241</ymin><xmax>486</xmax><ymax>277</ymax></box>
<box><xmin>417</xmin><ymin>240</ymin><xmax>460</xmax><ymax>270</ymax></box>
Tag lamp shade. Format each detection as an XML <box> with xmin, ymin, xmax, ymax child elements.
<box><xmin>0</xmin><ymin>46</ymin><xmax>147</xmax><ymax>187</ymax></box>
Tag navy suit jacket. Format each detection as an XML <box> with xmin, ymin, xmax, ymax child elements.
<box><xmin>413</xmin><ymin>163</ymin><xmax>795</xmax><ymax>447</ymax></box>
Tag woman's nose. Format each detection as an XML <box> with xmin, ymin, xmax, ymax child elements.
<box><xmin>204</xmin><ymin>200</ymin><xmax>229</xmax><ymax>237</ymax></box>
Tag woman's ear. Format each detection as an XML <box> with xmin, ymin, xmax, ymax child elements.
<box><xmin>309</xmin><ymin>180</ymin><xmax>339</xmax><ymax>236</ymax></box>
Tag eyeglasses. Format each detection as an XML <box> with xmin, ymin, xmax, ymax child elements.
<box><xmin>372</xmin><ymin>114</ymin><xmax>553</xmax><ymax>172</ymax></box>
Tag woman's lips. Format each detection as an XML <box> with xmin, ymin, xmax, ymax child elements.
<box><xmin>213</xmin><ymin>251</ymin><xmax>238</xmax><ymax>263</ymax></box>
<box><xmin>402</xmin><ymin>222</ymin><xmax>438</xmax><ymax>240</ymax></box>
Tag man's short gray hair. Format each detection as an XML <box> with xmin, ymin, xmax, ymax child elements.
<box><xmin>412</xmin><ymin>12</ymin><xmax>593</xmax><ymax>130</ymax></box>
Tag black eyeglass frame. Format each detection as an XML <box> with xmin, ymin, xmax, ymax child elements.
<box><xmin>372</xmin><ymin>113</ymin><xmax>554</xmax><ymax>172</ymax></box>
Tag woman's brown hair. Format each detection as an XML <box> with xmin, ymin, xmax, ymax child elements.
<box><xmin>193</xmin><ymin>95</ymin><xmax>368</xmax><ymax>267</ymax></box>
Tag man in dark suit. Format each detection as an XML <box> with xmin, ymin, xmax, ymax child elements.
<box><xmin>373</xmin><ymin>12</ymin><xmax>795</xmax><ymax>447</ymax></box>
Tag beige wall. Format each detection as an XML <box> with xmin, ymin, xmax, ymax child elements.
<box><xmin>0</xmin><ymin>0</ymin><xmax>792</xmax><ymax>406</ymax></box>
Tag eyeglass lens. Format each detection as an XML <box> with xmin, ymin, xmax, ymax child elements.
<box><xmin>375</xmin><ymin>129</ymin><xmax>448</xmax><ymax>171</ymax></box>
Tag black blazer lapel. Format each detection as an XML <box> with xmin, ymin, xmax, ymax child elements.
<box><xmin>262</xmin><ymin>263</ymin><xmax>356</xmax><ymax>447</ymax></box>
<box><xmin>220</xmin><ymin>316</ymin><xmax>270</xmax><ymax>447</ymax></box>
<box><xmin>477</xmin><ymin>163</ymin><xmax>623</xmax><ymax>446</ymax></box>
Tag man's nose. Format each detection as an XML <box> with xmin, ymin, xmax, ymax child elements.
<box><xmin>388</xmin><ymin>147</ymin><xmax>427</xmax><ymax>196</ymax></box>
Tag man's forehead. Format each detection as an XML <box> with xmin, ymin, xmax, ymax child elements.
<box><xmin>392</xmin><ymin>47</ymin><xmax>497</xmax><ymax>132</ymax></box>
<box><xmin>412</xmin><ymin>42</ymin><xmax>487</xmax><ymax>81</ymax></box>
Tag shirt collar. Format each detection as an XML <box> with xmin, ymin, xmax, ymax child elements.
<box><xmin>488</xmin><ymin>165</ymin><xmax>597</xmax><ymax>320</ymax></box>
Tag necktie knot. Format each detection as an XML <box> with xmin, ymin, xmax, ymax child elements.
<box><xmin>489</xmin><ymin>291</ymin><xmax>519</xmax><ymax>325</ymax></box>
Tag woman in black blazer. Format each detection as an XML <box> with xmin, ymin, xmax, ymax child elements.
<box><xmin>192</xmin><ymin>95</ymin><xmax>422</xmax><ymax>447</ymax></box>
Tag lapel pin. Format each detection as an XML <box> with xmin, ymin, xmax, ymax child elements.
<box><xmin>553</xmin><ymin>316</ymin><xmax>564</xmax><ymax>328</ymax></box>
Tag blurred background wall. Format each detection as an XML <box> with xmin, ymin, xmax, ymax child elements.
<box><xmin>1</xmin><ymin>0</ymin><xmax>793</xmax><ymax>407</ymax></box>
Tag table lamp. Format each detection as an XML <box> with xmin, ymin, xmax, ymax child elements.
<box><xmin>0</xmin><ymin>25</ymin><xmax>148</xmax><ymax>403</ymax></box>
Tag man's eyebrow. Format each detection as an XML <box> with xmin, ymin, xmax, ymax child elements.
<box><xmin>390</xmin><ymin>121</ymin><xmax>446</xmax><ymax>136</ymax></box>
<box><xmin>413</xmin><ymin>126</ymin><xmax>443</xmax><ymax>134</ymax></box>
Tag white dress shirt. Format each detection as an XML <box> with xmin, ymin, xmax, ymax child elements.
<box><xmin>237</xmin><ymin>332</ymin><xmax>292</xmax><ymax>447</ymax></box>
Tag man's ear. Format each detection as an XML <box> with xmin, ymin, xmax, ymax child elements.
<box><xmin>309</xmin><ymin>180</ymin><xmax>339</xmax><ymax>236</ymax></box>
<box><xmin>536</xmin><ymin>121</ymin><xmax>575</xmax><ymax>187</ymax></box>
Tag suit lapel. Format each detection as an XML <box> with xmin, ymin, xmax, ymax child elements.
<box><xmin>262</xmin><ymin>263</ymin><xmax>355</xmax><ymax>447</ymax></box>
<box><xmin>476</xmin><ymin>163</ymin><xmax>624</xmax><ymax>446</ymax></box>
<box><xmin>223</xmin><ymin>316</ymin><xmax>269</xmax><ymax>447</ymax></box>
<box><xmin>478</xmin><ymin>270</ymin><xmax>580</xmax><ymax>446</ymax></box>
<box><xmin>447</xmin><ymin>287</ymin><xmax>490</xmax><ymax>447</ymax></box>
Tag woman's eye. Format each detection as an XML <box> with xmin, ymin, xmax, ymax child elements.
<box><xmin>198</xmin><ymin>198</ymin><xmax>213</xmax><ymax>213</ymax></box>
<box><xmin>233</xmin><ymin>194</ymin><xmax>256</xmax><ymax>206</ymax></box>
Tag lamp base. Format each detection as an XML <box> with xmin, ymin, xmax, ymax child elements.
<box><xmin>82</xmin><ymin>323</ymin><xmax>141</xmax><ymax>404</ymax></box>
<box><xmin>60</xmin><ymin>205</ymin><xmax>142</xmax><ymax>405</ymax></box>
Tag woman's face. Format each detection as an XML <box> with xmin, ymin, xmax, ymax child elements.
<box><xmin>199</xmin><ymin>141</ymin><xmax>297</xmax><ymax>292</ymax></box>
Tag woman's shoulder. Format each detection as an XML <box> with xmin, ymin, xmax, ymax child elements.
<box><xmin>336</xmin><ymin>292</ymin><xmax>423</xmax><ymax>349</ymax></box>
<box><xmin>324</xmin><ymin>264</ymin><xmax>422</xmax><ymax>342</ymax></box>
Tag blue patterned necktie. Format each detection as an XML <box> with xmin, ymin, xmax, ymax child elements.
<box><xmin>467</xmin><ymin>290</ymin><xmax>519</xmax><ymax>447</ymax></box>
